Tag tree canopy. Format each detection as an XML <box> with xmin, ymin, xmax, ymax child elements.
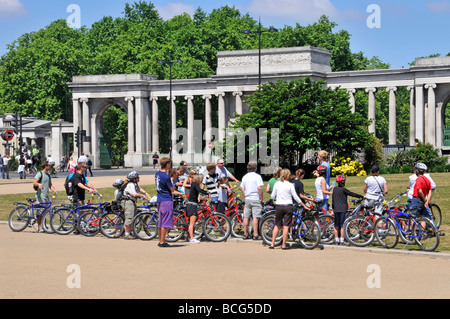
<box><xmin>0</xmin><ymin>1</ymin><xmax>389</xmax><ymax>122</ymax></box>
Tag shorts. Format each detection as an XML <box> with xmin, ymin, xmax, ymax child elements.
<box><xmin>186</xmin><ymin>202</ymin><xmax>199</xmax><ymax>218</ymax></box>
<box><xmin>122</xmin><ymin>199</ymin><xmax>136</xmax><ymax>226</ymax></box>
<box><xmin>334</xmin><ymin>212</ymin><xmax>346</xmax><ymax>228</ymax></box>
<box><xmin>410</xmin><ymin>197</ymin><xmax>427</xmax><ymax>217</ymax></box>
<box><xmin>274</xmin><ymin>204</ymin><xmax>293</xmax><ymax>227</ymax></box>
<box><xmin>157</xmin><ymin>201</ymin><xmax>174</xmax><ymax>228</ymax></box>
<box><xmin>244</xmin><ymin>199</ymin><xmax>262</xmax><ymax>219</ymax></box>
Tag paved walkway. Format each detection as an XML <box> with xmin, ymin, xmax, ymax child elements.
<box><xmin>2</xmin><ymin>223</ymin><xmax>450</xmax><ymax>299</ymax></box>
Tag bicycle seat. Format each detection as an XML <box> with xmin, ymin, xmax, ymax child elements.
<box><xmin>27</xmin><ymin>198</ymin><xmax>37</xmax><ymax>204</ymax></box>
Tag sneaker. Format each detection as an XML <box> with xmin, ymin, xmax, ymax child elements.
<box><xmin>124</xmin><ymin>235</ymin><xmax>136</xmax><ymax>240</ymax></box>
<box><xmin>189</xmin><ymin>238</ymin><xmax>200</xmax><ymax>244</ymax></box>
<box><xmin>37</xmin><ymin>228</ymin><xmax>45</xmax><ymax>233</ymax></box>
<box><xmin>158</xmin><ymin>242</ymin><xmax>171</xmax><ymax>247</ymax></box>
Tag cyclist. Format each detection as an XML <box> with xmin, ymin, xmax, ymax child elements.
<box><xmin>32</xmin><ymin>161</ymin><xmax>57</xmax><ymax>233</ymax></box>
<box><xmin>410</xmin><ymin>163</ymin><xmax>432</xmax><ymax>219</ymax></box>
<box><xmin>241</xmin><ymin>161</ymin><xmax>264</xmax><ymax>240</ymax></box>
<box><xmin>185</xmin><ymin>174</ymin><xmax>209</xmax><ymax>244</ymax></box>
<box><xmin>331</xmin><ymin>175</ymin><xmax>365</xmax><ymax>245</ymax></box>
<box><xmin>122</xmin><ymin>171</ymin><xmax>150</xmax><ymax>240</ymax></box>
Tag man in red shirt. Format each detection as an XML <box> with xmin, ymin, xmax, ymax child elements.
<box><xmin>411</xmin><ymin>163</ymin><xmax>432</xmax><ymax>217</ymax></box>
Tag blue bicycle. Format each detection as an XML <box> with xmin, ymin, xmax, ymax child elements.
<box><xmin>374</xmin><ymin>206</ymin><xmax>440</xmax><ymax>251</ymax></box>
<box><xmin>9</xmin><ymin>197</ymin><xmax>58</xmax><ymax>233</ymax></box>
<box><xmin>260</xmin><ymin>204</ymin><xmax>321</xmax><ymax>249</ymax></box>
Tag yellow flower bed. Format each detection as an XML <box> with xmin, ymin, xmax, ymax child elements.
<box><xmin>330</xmin><ymin>156</ymin><xmax>367</xmax><ymax>177</ymax></box>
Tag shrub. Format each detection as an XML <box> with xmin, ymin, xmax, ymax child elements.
<box><xmin>330</xmin><ymin>156</ymin><xmax>367</xmax><ymax>177</ymax></box>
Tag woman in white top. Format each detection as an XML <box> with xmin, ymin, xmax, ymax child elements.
<box><xmin>363</xmin><ymin>165</ymin><xmax>388</xmax><ymax>214</ymax></box>
<box><xmin>314</xmin><ymin>165</ymin><xmax>333</xmax><ymax>213</ymax></box>
<box><xmin>269</xmin><ymin>169</ymin><xmax>309</xmax><ymax>250</ymax></box>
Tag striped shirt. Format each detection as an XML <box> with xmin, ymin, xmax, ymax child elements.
<box><xmin>203</xmin><ymin>173</ymin><xmax>219</xmax><ymax>197</ymax></box>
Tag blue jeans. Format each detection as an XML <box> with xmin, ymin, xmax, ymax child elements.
<box><xmin>316</xmin><ymin>199</ymin><xmax>328</xmax><ymax>214</ymax></box>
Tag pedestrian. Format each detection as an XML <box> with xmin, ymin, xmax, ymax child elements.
<box><xmin>317</xmin><ymin>150</ymin><xmax>331</xmax><ymax>186</ymax></box>
<box><xmin>331</xmin><ymin>175</ymin><xmax>365</xmax><ymax>245</ymax></box>
<box><xmin>155</xmin><ymin>157</ymin><xmax>186</xmax><ymax>247</ymax></box>
<box><xmin>152</xmin><ymin>151</ymin><xmax>159</xmax><ymax>169</ymax></box>
<box><xmin>121</xmin><ymin>171</ymin><xmax>150</xmax><ymax>240</ymax></box>
<box><xmin>67</xmin><ymin>156</ymin><xmax>77</xmax><ymax>174</ymax></box>
<box><xmin>203</xmin><ymin>163</ymin><xmax>219</xmax><ymax>206</ymax></box>
<box><xmin>270</xmin><ymin>169</ymin><xmax>309</xmax><ymax>249</ymax></box>
<box><xmin>2</xmin><ymin>154</ymin><xmax>11</xmax><ymax>179</ymax></box>
<box><xmin>32</xmin><ymin>161</ymin><xmax>57</xmax><ymax>233</ymax></box>
<box><xmin>18</xmin><ymin>155</ymin><xmax>26</xmax><ymax>179</ymax></box>
<box><xmin>291</xmin><ymin>168</ymin><xmax>316</xmax><ymax>203</ymax></box>
<box><xmin>241</xmin><ymin>161</ymin><xmax>264</xmax><ymax>240</ymax></box>
<box><xmin>0</xmin><ymin>154</ymin><xmax>3</xmax><ymax>178</ymax></box>
<box><xmin>86</xmin><ymin>154</ymin><xmax>93</xmax><ymax>177</ymax></box>
<box><xmin>313</xmin><ymin>165</ymin><xmax>333</xmax><ymax>213</ymax></box>
<box><xmin>217</xmin><ymin>176</ymin><xmax>231</xmax><ymax>214</ymax></box>
<box><xmin>185</xmin><ymin>174</ymin><xmax>209</xmax><ymax>244</ymax></box>
<box><xmin>363</xmin><ymin>165</ymin><xmax>388</xmax><ymax>214</ymax></box>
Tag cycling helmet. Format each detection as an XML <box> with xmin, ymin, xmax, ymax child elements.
<box><xmin>127</xmin><ymin>171</ymin><xmax>140</xmax><ymax>180</ymax></box>
<box><xmin>317</xmin><ymin>165</ymin><xmax>328</xmax><ymax>176</ymax></box>
<box><xmin>336</xmin><ymin>175</ymin><xmax>346</xmax><ymax>184</ymax></box>
<box><xmin>414</xmin><ymin>163</ymin><xmax>428</xmax><ymax>171</ymax></box>
<box><xmin>112</xmin><ymin>179</ymin><xmax>125</xmax><ymax>188</ymax></box>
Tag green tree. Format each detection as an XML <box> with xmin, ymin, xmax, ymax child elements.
<box><xmin>227</xmin><ymin>77</ymin><xmax>372</xmax><ymax>169</ymax></box>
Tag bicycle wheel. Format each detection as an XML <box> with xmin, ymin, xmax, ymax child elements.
<box><xmin>230</xmin><ymin>211</ymin><xmax>245</xmax><ymax>238</ymax></box>
<box><xmin>165</xmin><ymin>213</ymin><xmax>186</xmax><ymax>242</ymax></box>
<box><xmin>8</xmin><ymin>205</ymin><xmax>31</xmax><ymax>232</ymax></box>
<box><xmin>317</xmin><ymin>214</ymin><xmax>335</xmax><ymax>244</ymax></box>
<box><xmin>50</xmin><ymin>207</ymin><xmax>78</xmax><ymax>235</ymax></box>
<box><xmin>203</xmin><ymin>213</ymin><xmax>232</xmax><ymax>242</ymax></box>
<box><xmin>100</xmin><ymin>212</ymin><xmax>125</xmax><ymax>238</ymax></box>
<box><xmin>412</xmin><ymin>217</ymin><xmax>440</xmax><ymax>252</ymax></box>
<box><xmin>374</xmin><ymin>216</ymin><xmax>398</xmax><ymax>249</ymax></box>
<box><xmin>395</xmin><ymin>215</ymin><xmax>416</xmax><ymax>245</ymax></box>
<box><xmin>133</xmin><ymin>211</ymin><xmax>158</xmax><ymax>240</ymax></box>
<box><xmin>428</xmin><ymin>203</ymin><xmax>442</xmax><ymax>229</ymax></box>
<box><xmin>260</xmin><ymin>215</ymin><xmax>281</xmax><ymax>246</ymax></box>
<box><xmin>40</xmin><ymin>209</ymin><xmax>55</xmax><ymax>234</ymax></box>
<box><xmin>77</xmin><ymin>209</ymin><xmax>100</xmax><ymax>237</ymax></box>
<box><xmin>344</xmin><ymin>215</ymin><xmax>375</xmax><ymax>247</ymax></box>
<box><xmin>297</xmin><ymin>218</ymin><xmax>321</xmax><ymax>250</ymax></box>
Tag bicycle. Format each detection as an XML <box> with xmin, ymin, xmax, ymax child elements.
<box><xmin>343</xmin><ymin>199</ymin><xmax>380</xmax><ymax>247</ymax></box>
<box><xmin>131</xmin><ymin>201</ymin><xmax>159</xmax><ymax>240</ymax></box>
<box><xmin>165</xmin><ymin>199</ymin><xmax>232</xmax><ymax>243</ymax></box>
<box><xmin>8</xmin><ymin>196</ymin><xmax>59</xmax><ymax>233</ymax></box>
<box><xmin>50</xmin><ymin>192</ymin><xmax>103</xmax><ymax>236</ymax></box>
<box><xmin>260</xmin><ymin>204</ymin><xmax>321</xmax><ymax>249</ymax></box>
<box><xmin>374</xmin><ymin>205</ymin><xmax>440</xmax><ymax>251</ymax></box>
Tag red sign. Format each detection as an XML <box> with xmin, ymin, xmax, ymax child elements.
<box><xmin>3</xmin><ymin>130</ymin><xmax>14</xmax><ymax>141</ymax></box>
<box><xmin>208</xmin><ymin>142</ymin><xmax>213</xmax><ymax>149</ymax></box>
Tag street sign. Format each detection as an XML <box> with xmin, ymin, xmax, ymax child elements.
<box><xmin>3</xmin><ymin>130</ymin><xmax>14</xmax><ymax>141</ymax></box>
<box><xmin>208</xmin><ymin>142</ymin><xmax>213</xmax><ymax>149</ymax></box>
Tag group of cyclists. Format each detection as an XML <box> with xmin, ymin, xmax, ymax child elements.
<box><xmin>17</xmin><ymin>149</ymin><xmax>442</xmax><ymax>251</ymax></box>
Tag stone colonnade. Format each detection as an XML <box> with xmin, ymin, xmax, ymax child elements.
<box><xmin>343</xmin><ymin>83</ymin><xmax>444</xmax><ymax>147</ymax></box>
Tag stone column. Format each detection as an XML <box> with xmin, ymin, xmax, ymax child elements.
<box><xmin>366</xmin><ymin>88</ymin><xmax>377</xmax><ymax>135</ymax></box>
<box><xmin>185</xmin><ymin>95</ymin><xmax>195</xmax><ymax>154</ymax></box>
<box><xmin>386</xmin><ymin>87</ymin><xmax>397</xmax><ymax>145</ymax></box>
<box><xmin>203</xmin><ymin>95</ymin><xmax>212</xmax><ymax>148</ymax></box>
<box><xmin>347</xmin><ymin>88</ymin><xmax>356</xmax><ymax>113</ymax></box>
<box><xmin>436</xmin><ymin>102</ymin><xmax>444</xmax><ymax>148</ymax></box>
<box><xmin>150</xmin><ymin>97</ymin><xmax>159</xmax><ymax>153</ymax></box>
<box><xmin>168</xmin><ymin>96</ymin><xmax>177</xmax><ymax>153</ymax></box>
<box><xmin>407</xmin><ymin>86</ymin><xmax>416</xmax><ymax>146</ymax></box>
<box><xmin>125</xmin><ymin>97</ymin><xmax>135</xmax><ymax>154</ymax></box>
<box><xmin>72</xmin><ymin>98</ymin><xmax>81</xmax><ymax>154</ymax></box>
<box><xmin>91</xmin><ymin>113</ymin><xmax>98</xmax><ymax>168</ymax></box>
<box><xmin>233</xmin><ymin>91</ymin><xmax>243</xmax><ymax>115</ymax></box>
<box><xmin>80</xmin><ymin>98</ymin><xmax>90</xmax><ymax>154</ymax></box>
<box><xmin>425</xmin><ymin>83</ymin><xmax>437</xmax><ymax>145</ymax></box>
<box><xmin>217</xmin><ymin>92</ymin><xmax>226</xmax><ymax>141</ymax></box>
<box><xmin>415</xmin><ymin>85</ymin><xmax>425</xmax><ymax>143</ymax></box>
<box><xmin>134</xmin><ymin>97</ymin><xmax>146</xmax><ymax>154</ymax></box>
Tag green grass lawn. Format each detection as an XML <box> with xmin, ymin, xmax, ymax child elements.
<box><xmin>2</xmin><ymin>173</ymin><xmax>449</xmax><ymax>251</ymax></box>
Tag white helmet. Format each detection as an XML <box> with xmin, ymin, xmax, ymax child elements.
<box><xmin>112</xmin><ymin>179</ymin><xmax>124</xmax><ymax>188</ymax></box>
<box><xmin>414</xmin><ymin>163</ymin><xmax>428</xmax><ymax>171</ymax></box>
<box><xmin>127</xmin><ymin>171</ymin><xmax>139</xmax><ymax>180</ymax></box>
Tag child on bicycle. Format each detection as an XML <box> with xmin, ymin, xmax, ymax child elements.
<box><xmin>331</xmin><ymin>175</ymin><xmax>365</xmax><ymax>245</ymax></box>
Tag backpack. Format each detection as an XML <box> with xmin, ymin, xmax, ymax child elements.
<box><xmin>64</xmin><ymin>174</ymin><xmax>76</xmax><ymax>196</ymax></box>
<box><xmin>115</xmin><ymin>180</ymin><xmax>130</xmax><ymax>201</ymax></box>
<box><xmin>33</xmin><ymin>171</ymin><xmax>43</xmax><ymax>191</ymax></box>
